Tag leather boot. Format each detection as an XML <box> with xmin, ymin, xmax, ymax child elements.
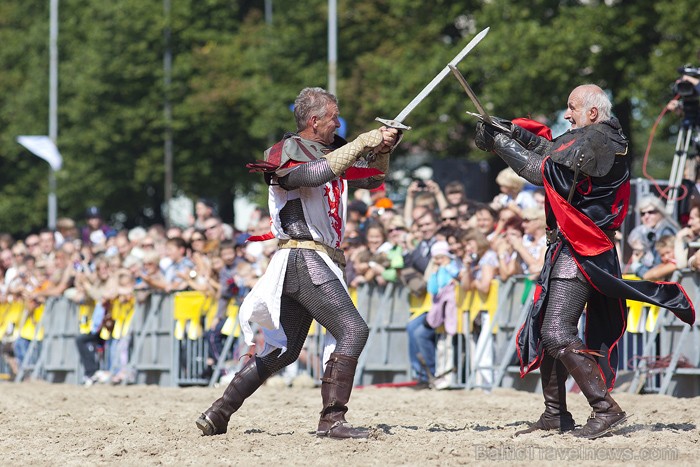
<box><xmin>196</xmin><ymin>357</ymin><xmax>263</xmax><ymax>435</ymax></box>
<box><xmin>557</xmin><ymin>342</ymin><xmax>627</xmax><ymax>439</ymax></box>
<box><xmin>317</xmin><ymin>353</ymin><xmax>369</xmax><ymax>439</ymax></box>
<box><xmin>515</xmin><ymin>353</ymin><xmax>575</xmax><ymax>435</ymax></box>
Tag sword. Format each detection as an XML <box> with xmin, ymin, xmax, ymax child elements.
<box><xmin>376</xmin><ymin>26</ymin><xmax>490</xmax><ymax>131</ymax></box>
<box><xmin>447</xmin><ymin>64</ymin><xmax>510</xmax><ymax>133</ymax></box>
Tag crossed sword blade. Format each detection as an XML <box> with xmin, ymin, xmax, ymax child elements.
<box><xmin>447</xmin><ymin>64</ymin><xmax>510</xmax><ymax>132</ymax></box>
<box><xmin>376</xmin><ymin>26</ymin><xmax>490</xmax><ymax>131</ymax></box>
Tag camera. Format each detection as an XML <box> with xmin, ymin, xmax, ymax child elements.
<box><xmin>673</xmin><ymin>65</ymin><xmax>700</xmax><ymax>97</ymax></box>
<box><xmin>672</xmin><ymin>65</ymin><xmax>700</xmax><ymax>126</ymax></box>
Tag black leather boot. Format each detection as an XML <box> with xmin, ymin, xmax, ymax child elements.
<box><xmin>196</xmin><ymin>357</ymin><xmax>264</xmax><ymax>435</ymax></box>
<box><xmin>557</xmin><ymin>342</ymin><xmax>627</xmax><ymax>439</ymax></box>
<box><xmin>316</xmin><ymin>353</ymin><xmax>369</xmax><ymax>439</ymax></box>
<box><xmin>515</xmin><ymin>353</ymin><xmax>575</xmax><ymax>435</ymax></box>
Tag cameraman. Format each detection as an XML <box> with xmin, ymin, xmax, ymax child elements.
<box><xmin>666</xmin><ymin>69</ymin><xmax>700</xmax><ymax>223</ymax></box>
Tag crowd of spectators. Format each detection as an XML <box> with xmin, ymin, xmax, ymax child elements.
<box><xmin>0</xmin><ymin>201</ymin><xmax>271</xmax><ymax>384</ymax></box>
<box><xmin>1</xmin><ymin>169</ymin><xmax>699</xmax><ymax>388</ymax></box>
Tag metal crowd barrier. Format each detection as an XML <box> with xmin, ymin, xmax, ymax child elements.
<box><xmin>352</xmin><ymin>273</ymin><xmax>699</xmax><ymax>396</ymax></box>
<box><xmin>1</xmin><ymin>272</ymin><xmax>697</xmax><ymax>395</ymax></box>
<box><xmin>351</xmin><ymin>277</ymin><xmax>538</xmax><ymax>390</ymax></box>
<box><xmin>0</xmin><ymin>292</ymin><xmax>241</xmax><ymax>387</ymax></box>
<box><xmin>626</xmin><ymin>270</ymin><xmax>700</xmax><ymax>396</ymax></box>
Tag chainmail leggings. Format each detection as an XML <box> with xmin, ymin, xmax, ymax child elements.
<box><xmin>540</xmin><ymin>278</ymin><xmax>592</xmax><ymax>358</ymax></box>
<box><xmin>256</xmin><ymin>251</ymin><xmax>369</xmax><ymax>380</ymax></box>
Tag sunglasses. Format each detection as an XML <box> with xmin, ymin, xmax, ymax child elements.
<box><xmin>641</xmin><ymin>210</ymin><xmax>658</xmax><ymax>216</ymax></box>
<box><xmin>388</xmin><ymin>227</ymin><xmax>405</xmax><ymax>233</ymax></box>
<box><xmin>441</xmin><ymin>217</ymin><xmax>457</xmax><ymax>221</ymax></box>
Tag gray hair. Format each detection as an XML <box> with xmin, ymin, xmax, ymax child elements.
<box><xmin>579</xmin><ymin>84</ymin><xmax>612</xmax><ymax>121</ymax></box>
<box><xmin>636</xmin><ymin>194</ymin><xmax>679</xmax><ymax>228</ymax></box>
<box><xmin>636</xmin><ymin>194</ymin><xmax>665</xmax><ymax>214</ymax></box>
<box><xmin>293</xmin><ymin>87</ymin><xmax>338</xmax><ymax>131</ymax></box>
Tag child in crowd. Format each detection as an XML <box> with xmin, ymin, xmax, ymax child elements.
<box><xmin>642</xmin><ymin>235</ymin><xmax>677</xmax><ymax>281</ymax></box>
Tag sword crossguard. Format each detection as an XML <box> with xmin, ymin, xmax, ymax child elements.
<box><xmin>375</xmin><ymin>117</ymin><xmax>412</xmax><ymax>131</ymax></box>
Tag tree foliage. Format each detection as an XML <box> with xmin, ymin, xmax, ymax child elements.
<box><xmin>0</xmin><ymin>0</ymin><xmax>698</xmax><ymax>234</ymax></box>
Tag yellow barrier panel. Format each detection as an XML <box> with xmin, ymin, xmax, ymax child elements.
<box><xmin>622</xmin><ymin>274</ymin><xmax>660</xmax><ymax>334</ymax></box>
<box><xmin>626</xmin><ymin>300</ymin><xmax>644</xmax><ymax>333</ymax></box>
<box><xmin>78</xmin><ymin>303</ymin><xmax>94</xmax><ymax>335</ymax></box>
<box><xmin>408</xmin><ymin>291</ymin><xmax>432</xmax><ymax>320</ymax></box>
<box><xmin>19</xmin><ymin>304</ymin><xmax>45</xmax><ymax>341</ymax></box>
<box><xmin>173</xmin><ymin>291</ymin><xmax>217</xmax><ymax>340</ymax></box>
<box><xmin>99</xmin><ymin>323</ymin><xmax>112</xmax><ymax>340</ymax></box>
<box><xmin>221</xmin><ymin>301</ymin><xmax>240</xmax><ymax>337</ymax></box>
<box><xmin>645</xmin><ymin>305</ymin><xmax>660</xmax><ymax>332</ymax></box>
<box><xmin>2</xmin><ymin>301</ymin><xmax>24</xmax><ymax>339</ymax></box>
<box><xmin>457</xmin><ymin>280</ymin><xmax>500</xmax><ymax>333</ymax></box>
<box><xmin>348</xmin><ymin>287</ymin><xmax>358</xmax><ymax>306</ymax></box>
<box><xmin>110</xmin><ymin>299</ymin><xmax>136</xmax><ymax>339</ymax></box>
<box><xmin>120</xmin><ymin>300</ymin><xmax>137</xmax><ymax>337</ymax></box>
<box><xmin>0</xmin><ymin>303</ymin><xmax>10</xmax><ymax>337</ymax></box>
<box><xmin>455</xmin><ymin>286</ymin><xmax>471</xmax><ymax>333</ymax></box>
<box><xmin>203</xmin><ymin>295</ymin><xmax>219</xmax><ymax>330</ymax></box>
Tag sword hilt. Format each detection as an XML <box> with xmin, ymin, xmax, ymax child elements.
<box><xmin>375</xmin><ymin>117</ymin><xmax>412</xmax><ymax>131</ymax></box>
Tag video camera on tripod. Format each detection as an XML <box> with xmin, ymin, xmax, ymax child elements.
<box><xmin>665</xmin><ymin>65</ymin><xmax>700</xmax><ymax>217</ymax></box>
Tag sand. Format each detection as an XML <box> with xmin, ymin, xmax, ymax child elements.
<box><xmin>0</xmin><ymin>380</ymin><xmax>698</xmax><ymax>466</ymax></box>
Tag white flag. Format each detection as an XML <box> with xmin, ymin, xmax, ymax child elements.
<box><xmin>17</xmin><ymin>135</ymin><xmax>63</xmax><ymax>171</ymax></box>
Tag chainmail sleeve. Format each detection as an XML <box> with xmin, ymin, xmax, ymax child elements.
<box><xmin>516</xmin><ymin>153</ymin><xmax>546</xmax><ymax>186</ymax></box>
<box><xmin>277</xmin><ymin>159</ymin><xmax>336</xmax><ymax>190</ymax></box>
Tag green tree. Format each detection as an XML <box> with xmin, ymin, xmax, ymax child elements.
<box><xmin>2</xmin><ymin>0</ymin><xmax>700</xmax><ymax>235</ymax></box>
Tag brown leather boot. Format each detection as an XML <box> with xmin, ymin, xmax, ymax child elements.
<box><xmin>317</xmin><ymin>353</ymin><xmax>369</xmax><ymax>439</ymax></box>
<box><xmin>196</xmin><ymin>357</ymin><xmax>263</xmax><ymax>435</ymax></box>
<box><xmin>557</xmin><ymin>342</ymin><xmax>627</xmax><ymax>439</ymax></box>
<box><xmin>515</xmin><ymin>353</ymin><xmax>575</xmax><ymax>435</ymax></box>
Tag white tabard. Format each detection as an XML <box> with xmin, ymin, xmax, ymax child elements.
<box><xmin>238</xmin><ymin>174</ymin><xmax>349</xmax><ymax>362</ymax></box>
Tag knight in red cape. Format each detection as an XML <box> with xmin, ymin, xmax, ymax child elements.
<box><xmin>475</xmin><ymin>84</ymin><xmax>695</xmax><ymax>440</ymax></box>
<box><xmin>196</xmin><ymin>87</ymin><xmax>398</xmax><ymax>439</ymax></box>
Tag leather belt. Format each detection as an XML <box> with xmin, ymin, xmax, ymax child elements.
<box><xmin>545</xmin><ymin>229</ymin><xmax>560</xmax><ymax>245</ymax></box>
<box><xmin>278</xmin><ymin>239</ymin><xmax>346</xmax><ymax>267</ymax></box>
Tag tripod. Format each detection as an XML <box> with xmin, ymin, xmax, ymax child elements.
<box><xmin>665</xmin><ymin>116</ymin><xmax>700</xmax><ymax>218</ymax></box>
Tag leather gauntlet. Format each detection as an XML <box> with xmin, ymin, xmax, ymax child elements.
<box><xmin>323</xmin><ymin>129</ymin><xmax>383</xmax><ymax>176</ymax></box>
<box><xmin>493</xmin><ymin>133</ymin><xmax>537</xmax><ymax>176</ymax></box>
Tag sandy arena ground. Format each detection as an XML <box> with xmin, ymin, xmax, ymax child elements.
<box><xmin>1</xmin><ymin>380</ymin><xmax>698</xmax><ymax>466</ymax></box>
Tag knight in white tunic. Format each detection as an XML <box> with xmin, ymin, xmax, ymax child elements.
<box><xmin>196</xmin><ymin>87</ymin><xmax>398</xmax><ymax>439</ymax></box>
